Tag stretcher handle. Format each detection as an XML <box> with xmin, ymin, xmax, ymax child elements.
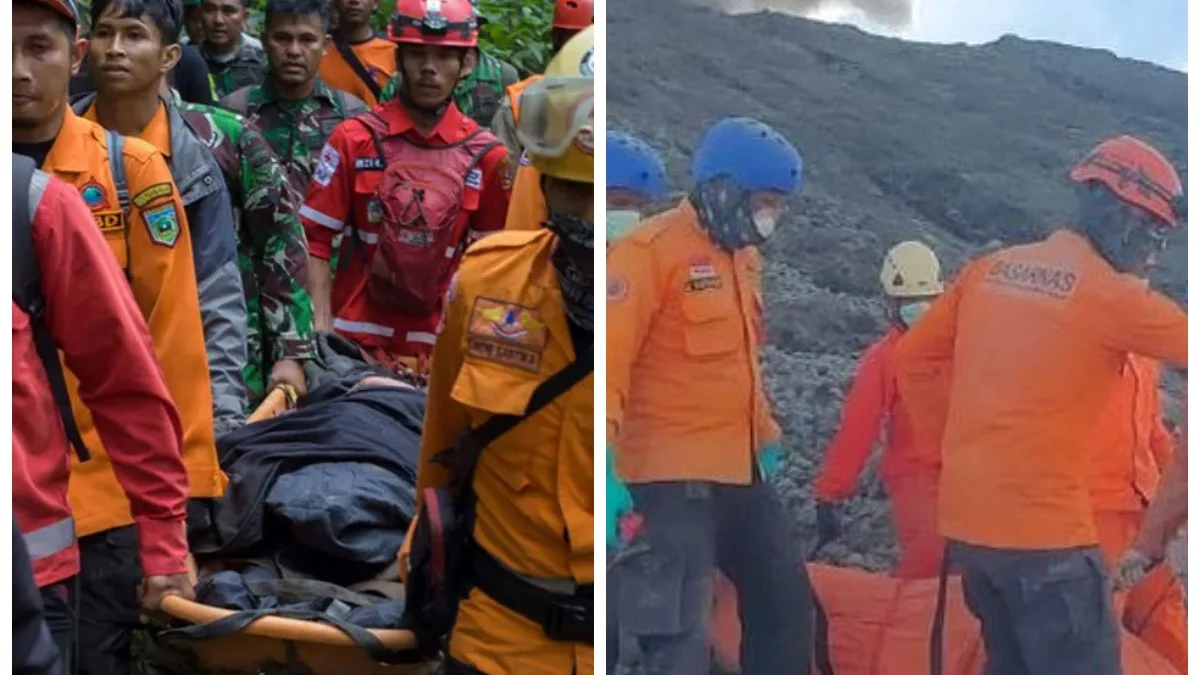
<box><xmin>247</xmin><ymin>384</ymin><xmax>298</xmax><ymax>424</ymax></box>
<box><xmin>158</xmin><ymin>595</ymin><xmax>420</xmax><ymax>650</ymax></box>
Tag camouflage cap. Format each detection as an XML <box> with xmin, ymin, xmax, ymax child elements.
<box><xmin>32</xmin><ymin>0</ymin><xmax>79</xmax><ymax>27</ymax></box>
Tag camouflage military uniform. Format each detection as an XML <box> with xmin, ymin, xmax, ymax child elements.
<box><xmin>174</xmin><ymin>92</ymin><xmax>316</xmax><ymax>403</ymax></box>
<box><xmin>201</xmin><ymin>38</ymin><xmax>268</xmax><ymax>99</ymax></box>
<box><xmin>221</xmin><ymin>79</ymin><xmax>367</xmax><ymax>278</ymax></box>
<box><xmin>378</xmin><ymin>48</ymin><xmax>520</xmax><ymax>127</ymax></box>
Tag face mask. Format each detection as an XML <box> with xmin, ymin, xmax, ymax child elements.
<box><xmin>898</xmin><ymin>301</ymin><xmax>931</xmax><ymax>328</ymax></box>
<box><xmin>752</xmin><ymin>207</ymin><xmax>783</xmax><ymax>240</ymax></box>
<box><xmin>546</xmin><ymin>211</ymin><xmax>594</xmax><ymax>331</ymax></box>
<box><xmin>606</xmin><ymin>210</ymin><xmax>641</xmax><ymax>243</ymax></box>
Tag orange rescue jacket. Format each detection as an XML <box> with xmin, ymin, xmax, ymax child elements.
<box><xmin>607</xmin><ymin>200</ymin><xmax>780</xmax><ymax>485</ymax></box>
<box><xmin>895</xmin><ymin>230</ymin><xmax>1186</xmax><ymax>549</ymax></box>
<box><xmin>45</xmin><ymin>109</ymin><xmax>224</xmax><ymax>539</ymax></box>
<box><xmin>1088</xmin><ymin>355</ymin><xmax>1174</xmax><ymax>513</ymax></box>
<box><xmin>415</xmin><ymin>228</ymin><xmax>593</xmax><ymax>673</ymax></box>
<box><xmin>504</xmin><ymin>160</ymin><xmax>547</xmax><ymax>231</ymax></box>
<box><xmin>815</xmin><ymin>328</ymin><xmax>939</xmax><ymax>502</ymax></box>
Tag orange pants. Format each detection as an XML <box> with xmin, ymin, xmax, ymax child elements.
<box><xmin>886</xmin><ymin>473</ymin><xmax>944</xmax><ymax>579</ymax></box>
<box><xmin>1094</xmin><ymin>509</ymin><xmax>1187</xmax><ymax>672</ymax></box>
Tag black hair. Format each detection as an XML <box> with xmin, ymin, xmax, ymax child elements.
<box><xmin>16</xmin><ymin>0</ymin><xmax>77</xmax><ymax>40</ymax></box>
<box><xmin>265</xmin><ymin>0</ymin><xmax>331</xmax><ymax>33</ymax></box>
<box><xmin>91</xmin><ymin>0</ymin><xmax>184</xmax><ymax>45</ymax></box>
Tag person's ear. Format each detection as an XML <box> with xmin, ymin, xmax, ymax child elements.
<box><xmin>71</xmin><ymin>37</ymin><xmax>89</xmax><ymax>77</ymax></box>
<box><xmin>162</xmin><ymin>43</ymin><xmax>183</xmax><ymax>74</ymax></box>
<box><xmin>459</xmin><ymin>48</ymin><xmax>478</xmax><ymax>80</ymax></box>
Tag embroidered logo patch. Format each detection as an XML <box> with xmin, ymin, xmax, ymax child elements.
<box><xmin>466</xmin><ymin>297</ymin><xmax>548</xmax><ymax>372</ymax></box>
<box><xmin>684</xmin><ymin>257</ymin><xmax>722</xmax><ymax>292</ymax></box>
<box><xmin>366</xmin><ymin>199</ymin><xmax>384</xmax><ymax>224</ymax></box>
<box><xmin>313</xmin><ymin>144</ymin><xmax>340</xmax><ymax>187</ymax></box>
<box><xmin>80</xmin><ymin>181</ymin><xmax>107</xmax><ymax>210</ymax></box>
<box><xmin>131</xmin><ymin>182</ymin><xmax>173</xmax><ymax>209</ymax></box>
<box><xmin>465</xmin><ymin>167</ymin><xmax>483</xmax><ymax>190</ymax></box>
<box><xmin>144</xmin><ymin>203</ymin><xmax>180</xmax><ymax>247</ymax></box>
<box><xmin>93</xmin><ymin>210</ymin><xmax>125</xmax><ymax>233</ymax></box>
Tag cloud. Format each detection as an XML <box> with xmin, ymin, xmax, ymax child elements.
<box><xmin>681</xmin><ymin>0</ymin><xmax>1187</xmax><ymax>69</ymax></box>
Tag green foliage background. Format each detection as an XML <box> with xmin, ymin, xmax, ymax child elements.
<box><xmin>73</xmin><ymin>0</ymin><xmax>555</xmax><ymax>76</ymax></box>
<box><xmin>246</xmin><ymin>0</ymin><xmax>554</xmax><ymax>77</ymax></box>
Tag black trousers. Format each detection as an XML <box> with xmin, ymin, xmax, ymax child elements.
<box><xmin>40</xmin><ymin>580</ymin><xmax>76</xmax><ymax>675</ymax></box>
<box><xmin>615</xmin><ymin>480</ymin><xmax>815</xmax><ymax>675</ymax></box>
<box><xmin>77</xmin><ymin>526</ymin><xmax>143</xmax><ymax>675</ymax></box>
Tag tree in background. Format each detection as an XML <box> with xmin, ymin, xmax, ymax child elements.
<box><xmin>243</xmin><ymin>0</ymin><xmax>552</xmax><ymax>77</ymax></box>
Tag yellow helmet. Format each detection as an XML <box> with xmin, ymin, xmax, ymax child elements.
<box><xmin>516</xmin><ymin>25</ymin><xmax>594</xmax><ymax>183</ymax></box>
<box><xmin>880</xmin><ymin>240</ymin><xmax>944</xmax><ymax>298</ymax></box>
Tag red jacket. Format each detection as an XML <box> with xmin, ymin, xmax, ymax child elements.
<box><xmin>300</xmin><ymin>101</ymin><xmax>511</xmax><ymax>357</ymax></box>
<box><xmin>815</xmin><ymin>328</ymin><xmax>938</xmax><ymax>501</ymax></box>
<box><xmin>13</xmin><ymin>168</ymin><xmax>190</xmax><ymax>588</ymax></box>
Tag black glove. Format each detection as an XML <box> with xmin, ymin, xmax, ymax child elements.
<box><xmin>815</xmin><ymin>502</ymin><xmax>841</xmax><ymax>547</ymax></box>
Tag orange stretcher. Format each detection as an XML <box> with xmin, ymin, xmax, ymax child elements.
<box><xmin>151</xmin><ymin>384</ymin><xmax>436</xmax><ymax>674</ymax></box>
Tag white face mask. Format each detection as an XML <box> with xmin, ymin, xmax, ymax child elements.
<box><xmin>606</xmin><ymin>210</ymin><xmax>642</xmax><ymax>243</ymax></box>
<box><xmin>752</xmin><ymin>208</ymin><xmax>783</xmax><ymax>240</ymax></box>
<box><xmin>898</xmin><ymin>300</ymin><xmax>932</xmax><ymax>328</ymax></box>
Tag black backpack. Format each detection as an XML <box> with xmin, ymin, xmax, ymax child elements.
<box><xmin>12</xmin><ymin>142</ymin><xmax>130</xmax><ymax>463</ymax></box>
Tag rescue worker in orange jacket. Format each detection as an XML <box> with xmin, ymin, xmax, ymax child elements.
<box><xmin>301</xmin><ymin>0</ymin><xmax>511</xmax><ymax>377</ymax></box>
<box><xmin>605</xmin><ymin>129</ymin><xmax>669</xmax><ymax>244</ymax></box>
<box><xmin>490</xmin><ymin>0</ymin><xmax>592</xmax><ymax>159</ymax></box>
<box><xmin>14</xmin><ymin>2</ymin><xmax>223</xmax><ymax>672</ymax></box>
<box><xmin>410</xmin><ymin>26</ymin><xmax>595</xmax><ymax>675</ymax></box>
<box><xmin>501</xmin><ymin>0</ymin><xmax>595</xmax><ymax>233</ymax></box>
<box><xmin>1088</xmin><ymin>354</ymin><xmax>1186</xmax><ymax>671</ymax></box>
<box><xmin>607</xmin><ymin>117</ymin><xmax>813</xmax><ymax>675</ymax></box>
<box><xmin>814</xmin><ymin>241</ymin><xmax>946</xmax><ymax>579</ymax></box>
<box><xmin>895</xmin><ymin>135</ymin><xmax>1187</xmax><ymax>675</ymax></box>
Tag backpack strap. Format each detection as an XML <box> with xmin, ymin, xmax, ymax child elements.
<box><xmin>106</xmin><ymin>130</ymin><xmax>134</xmax><ymax>281</ymax></box>
<box><xmin>11</xmin><ymin>154</ymin><xmax>92</xmax><ymax>463</ymax></box>
<box><xmin>341</xmin><ymin>113</ymin><xmax>390</xmax><ymax>259</ymax></box>
<box><xmin>334</xmin><ymin>40</ymin><xmax>383</xmax><ymax>102</ymax></box>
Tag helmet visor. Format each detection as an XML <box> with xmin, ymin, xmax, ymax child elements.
<box><xmin>516</xmin><ymin>76</ymin><xmax>594</xmax><ymax>161</ymax></box>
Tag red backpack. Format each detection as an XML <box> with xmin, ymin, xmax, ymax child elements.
<box><xmin>348</xmin><ymin>112</ymin><xmax>501</xmax><ymax>315</ymax></box>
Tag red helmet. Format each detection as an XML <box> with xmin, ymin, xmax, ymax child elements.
<box><xmin>1069</xmin><ymin>135</ymin><xmax>1185</xmax><ymax>228</ymax></box>
<box><xmin>553</xmin><ymin>0</ymin><xmax>593</xmax><ymax>30</ymax></box>
<box><xmin>388</xmin><ymin>0</ymin><xmax>478</xmax><ymax>48</ymax></box>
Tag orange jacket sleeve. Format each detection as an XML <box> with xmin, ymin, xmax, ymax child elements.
<box><xmin>1134</xmin><ymin>426</ymin><xmax>1187</xmax><ymax>558</ymax></box>
<box><xmin>124</xmin><ymin>152</ymin><xmax>218</xmax><ymax>485</ymax></box>
<box><xmin>1086</xmin><ymin>276</ymin><xmax>1188</xmax><ymax>370</ymax></box>
<box><xmin>1145</xmin><ymin>371</ymin><xmax>1175</xmax><ymax>471</ymax></box>
<box><xmin>605</xmin><ymin>238</ymin><xmax>660</xmax><ymax>444</ymax></box>
<box><xmin>895</xmin><ymin>261</ymin><xmax>975</xmax><ymax>454</ymax></box>
<box><xmin>814</xmin><ymin>337</ymin><xmax>890</xmax><ymax>502</ymax></box>
<box><xmin>36</xmin><ymin>172</ymin><xmax>189</xmax><ymax>576</ymax></box>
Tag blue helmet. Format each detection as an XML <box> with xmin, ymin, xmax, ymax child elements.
<box><xmin>607</xmin><ymin>130</ymin><xmax>669</xmax><ymax>200</ymax></box>
<box><xmin>691</xmin><ymin>117</ymin><xmax>803</xmax><ymax>195</ymax></box>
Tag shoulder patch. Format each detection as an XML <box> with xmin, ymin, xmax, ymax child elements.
<box><xmin>313</xmin><ymin>143</ymin><xmax>340</xmax><ymax>187</ymax></box>
<box><xmin>132</xmin><ymin>182</ymin><xmax>174</xmax><ymax>208</ymax></box>
<box><xmin>465</xmin><ymin>297</ymin><xmax>548</xmax><ymax>373</ymax></box>
<box><xmin>93</xmin><ymin>210</ymin><xmax>126</xmax><ymax>233</ymax></box>
<box><xmin>465</xmin><ymin>167</ymin><xmax>483</xmax><ymax>190</ymax></box>
<box><xmin>143</xmin><ymin>203</ymin><xmax>181</xmax><ymax>247</ymax></box>
<box><xmin>80</xmin><ymin>180</ymin><xmax>108</xmax><ymax>210</ymax></box>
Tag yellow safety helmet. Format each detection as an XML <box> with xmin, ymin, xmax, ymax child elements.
<box><xmin>879</xmin><ymin>240</ymin><xmax>944</xmax><ymax>298</ymax></box>
<box><xmin>516</xmin><ymin>25</ymin><xmax>594</xmax><ymax>184</ymax></box>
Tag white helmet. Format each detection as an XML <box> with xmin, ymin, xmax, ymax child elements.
<box><xmin>880</xmin><ymin>241</ymin><xmax>944</xmax><ymax>298</ymax></box>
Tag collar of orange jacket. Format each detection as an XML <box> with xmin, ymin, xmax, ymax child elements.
<box><xmin>82</xmin><ymin>100</ymin><xmax>172</xmax><ymax>157</ymax></box>
<box><xmin>45</xmin><ymin>108</ymin><xmax>106</xmax><ymax>173</ymax></box>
